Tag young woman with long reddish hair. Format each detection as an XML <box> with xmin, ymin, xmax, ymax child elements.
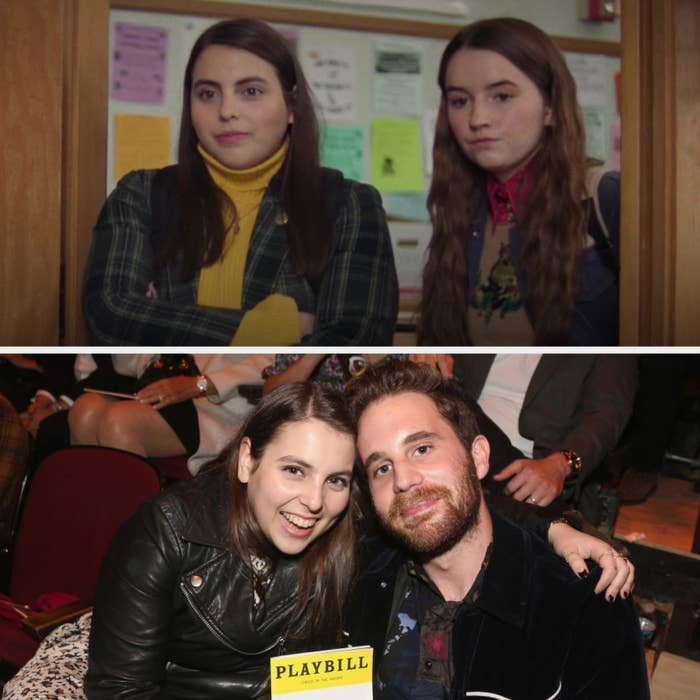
<box><xmin>419</xmin><ymin>18</ymin><xmax>619</xmax><ymax>346</ymax></box>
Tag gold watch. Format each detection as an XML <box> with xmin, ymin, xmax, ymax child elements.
<box><xmin>561</xmin><ymin>450</ymin><xmax>582</xmax><ymax>476</ymax></box>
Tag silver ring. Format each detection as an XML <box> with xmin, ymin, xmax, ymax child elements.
<box><xmin>528</xmin><ymin>496</ymin><xmax>537</xmax><ymax>504</ymax></box>
<box><xmin>158</xmin><ymin>395</ymin><xmax>165</xmax><ymax>402</ymax></box>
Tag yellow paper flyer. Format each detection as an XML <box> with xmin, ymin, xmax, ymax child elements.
<box><xmin>270</xmin><ymin>646</ymin><xmax>373</xmax><ymax>699</ymax></box>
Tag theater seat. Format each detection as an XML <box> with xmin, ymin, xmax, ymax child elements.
<box><xmin>0</xmin><ymin>446</ymin><xmax>160</xmax><ymax>670</ymax></box>
<box><xmin>149</xmin><ymin>455</ymin><xmax>193</xmax><ymax>482</ymax></box>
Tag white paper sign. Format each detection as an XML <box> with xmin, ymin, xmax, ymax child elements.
<box><xmin>564</xmin><ymin>52</ymin><xmax>609</xmax><ymax>108</ymax></box>
<box><xmin>304</xmin><ymin>47</ymin><xmax>358</xmax><ymax>122</ymax></box>
<box><xmin>372</xmin><ymin>40</ymin><xmax>423</xmax><ymax>117</ymax></box>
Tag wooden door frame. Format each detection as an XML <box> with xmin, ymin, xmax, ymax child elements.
<box><xmin>63</xmin><ymin>0</ymin><xmax>110</xmax><ymax>344</ymax></box>
<box><xmin>620</xmin><ymin>0</ymin><xmax>700</xmax><ymax>345</ymax></box>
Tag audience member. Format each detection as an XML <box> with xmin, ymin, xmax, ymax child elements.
<box><xmin>0</xmin><ymin>355</ymin><xmax>77</xmax><ymax>414</ymax></box>
<box><xmin>69</xmin><ymin>354</ymin><xmax>271</xmax><ymax>475</ymax></box>
<box><xmin>0</xmin><ymin>355</ymin><xmax>116</xmax><ymax>533</ymax></box>
<box><xmin>344</xmin><ymin>360</ymin><xmax>647</xmax><ymax>699</ymax></box>
<box><xmin>261</xmin><ymin>353</ymin><xmax>427</xmax><ymax>394</ymax></box>
<box><xmin>453</xmin><ymin>354</ymin><xmax>637</xmax><ymax>513</ymax></box>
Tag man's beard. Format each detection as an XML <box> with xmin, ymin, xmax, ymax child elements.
<box><xmin>377</xmin><ymin>462</ymin><xmax>482</xmax><ymax>558</ymax></box>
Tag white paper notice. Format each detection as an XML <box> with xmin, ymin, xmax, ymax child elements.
<box><xmin>564</xmin><ymin>52</ymin><xmax>609</xmax><ymax>108</ymax></box>
<box><xmin>304</xmin><ymin>47</ymin><xmax>358</xmax><ymax>122</ymax></box>
<box><xmin>372</xmin><ymin>40</ymin><xmax>423</xmax><ymax>117</ymax></box>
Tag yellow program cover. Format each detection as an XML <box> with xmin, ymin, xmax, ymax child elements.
<box><xmin>270</xmin><ymin>645</ymin><xmax>373</xmax><ymax>699</ymax></box>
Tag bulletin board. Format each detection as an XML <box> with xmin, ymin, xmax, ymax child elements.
<box><xmin>107</xmin><ymin>0</ymin><xmax>620</xmax><ymax>320</ymax></box>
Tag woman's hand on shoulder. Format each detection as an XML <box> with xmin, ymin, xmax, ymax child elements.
<box><xmin>548</xmin><ymin>521</ymin><xmax>634</xmax><ymax>601</ymax></box>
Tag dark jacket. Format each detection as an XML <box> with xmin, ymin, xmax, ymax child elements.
<box><xmin>345</xmin><ymin>511</ymin><xmax>649</xmax><ymax>700</ymax></box>
<box><xmin>454</xmin><ymin>354</ymin><xmax>637</xmax><ymax>493</ymax></box>
<box><xmin>83</xmin><ymin>166</ymin><xmax>398</xmax><ymax>346</ymax></box>
<box><xmin>466</xmin><ymin>172</ymin><xmax>620</xmax><ymax>345</ymax></box>
<box><xmin>85</xmin><ymin>467</ymin><xmax>304</xmax><ymax>699</ymax></box>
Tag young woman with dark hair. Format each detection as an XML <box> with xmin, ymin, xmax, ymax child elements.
<box><xmin>84</xmin><ymin>381</ymin><xmax>360</xmax><ymax>697</ymax></box>
<box><xmin>84</xmin><ymin>18</ymin><xmax>398</xmax><ymax>346</ymax></box>
<box><xmin>419</xmin><ymin>18</ymin><xmax>619</xmax><ymax>346</ymax></box>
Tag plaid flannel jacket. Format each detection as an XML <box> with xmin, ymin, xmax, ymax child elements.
<box><xmin>84</xmin><ymin>167</ymin><xmax>398</xmax><ymax>346</ymax></box>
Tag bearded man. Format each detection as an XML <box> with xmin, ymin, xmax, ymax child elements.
<box><xmin>344</xmin><ymin>359</ymin><xmax>648</xmax><ymax>700</ymax></box>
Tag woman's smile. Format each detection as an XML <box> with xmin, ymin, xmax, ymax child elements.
<box><xmin>238</xmin><ymin>418</ymin><xmax>355</xmax><ymax>555</ymax></box>
<box><xmin>280</xmin><ymin>510</ymin><xmax>319</xmax><ymax>536</ymax></box>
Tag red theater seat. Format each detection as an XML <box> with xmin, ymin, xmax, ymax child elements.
<box><xmin>0</xmin><ymin>446</ymin><xmax>160</xmax><ymax>670</ymax></box>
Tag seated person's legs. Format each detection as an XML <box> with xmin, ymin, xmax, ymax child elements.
<box><xmin>95</xmin><ymin>401</ymin><xmax>187</xmax><ymax>458</ymax></box>
<box><xmin>70</xmin><ymin>394</ymin><xmax>188</xmax><ymax>458</ymax></box>
<box><xmin>69</xmin><ymin>393</ymin><xmax>114</xmax><ymax>445</ymax></box>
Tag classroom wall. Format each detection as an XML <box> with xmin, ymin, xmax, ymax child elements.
<box><xmin>107</xmin><ymin>1</ymin><xmax>620</xmax><ymax>194</ymax></box>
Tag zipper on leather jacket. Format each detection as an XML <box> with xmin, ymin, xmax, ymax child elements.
<box><xmin>180</xmin><ymin>580</ymin><xmax>286</xmax><ymax>656</ymax></box>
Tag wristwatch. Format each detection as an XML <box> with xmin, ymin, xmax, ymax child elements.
<box><xmin>195</xmin><ymin>375</ymin><xmax>209</xmax><ymax>396</ymax></box>
<box><xmin>561</xmin><ymin>450</ymin><xmax>582</xmax><ymax>476</ymax></box>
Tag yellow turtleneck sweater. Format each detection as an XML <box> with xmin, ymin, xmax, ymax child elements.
<box><xmin>197</xmin><ymin>141</ymin><xmax>300</xmax><ymax>345</ymax></box>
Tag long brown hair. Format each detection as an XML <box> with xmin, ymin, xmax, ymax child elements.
<box><xmin>223</xmin><ymin>381</ymin><xmax>358</xmax><ymax>647</ymax></box>
<box><xmin>166</xmin><ymin>19</ymin><xmax>331</xmax><ymax>281</ymax></box>
<box><xmin>419</xmin><ymin>18</ymin><xmax>590</xmax><ymax>345</ymax></box>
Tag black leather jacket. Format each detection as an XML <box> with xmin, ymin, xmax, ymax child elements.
<box><xmin>84</xmin><ymin>466</ymin><xmax>575</xmax><ymax>699</ymax></box>
<box><xmin>85</xmin><ymin>466</ymin><xmax>303</xmax><ymax>699</ymax></box>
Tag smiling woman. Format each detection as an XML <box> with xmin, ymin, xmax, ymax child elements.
<box><xmin>83</xmin><ymin>18</ymin><xmax>398</xmax><ymax>346</ymax></box>
<box><xmin>84</xmin><ymin>381</ymin><xmax>360</xmax><ymax>698</ymax></box>
<box><xmin>237</xmin><ymin>418</ymin><xmax>355</xmax><ymax>555</ymax></box>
